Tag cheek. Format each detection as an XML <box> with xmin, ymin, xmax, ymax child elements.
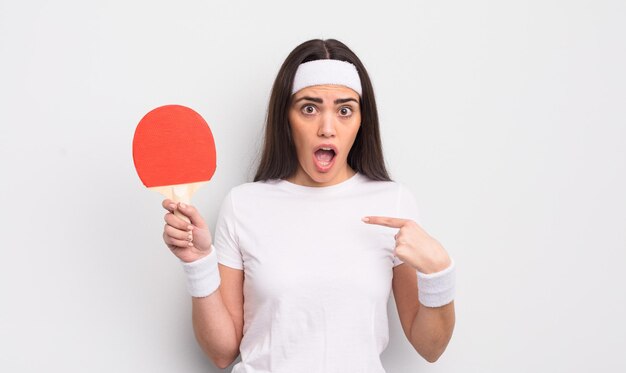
<box><xmin>345</xmin><ymin>121</ymin><xmax>361</xmax><ymax>148</ymax></box>
<box><xmin>288</xmin><ymin>114</ymin><xmax>302</xmax><ymax>145</ymax></box>
<box><xmin>290</xmin><ymin>126</ymin><xmax>306</xmax><ymax>149</ymax></box>
<box><xmin>288</xmin><ymin>124</ymin><xmax>310</xmax><ymax>160</ymax></box>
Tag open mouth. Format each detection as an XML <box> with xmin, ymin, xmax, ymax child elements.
<box><xmin>313</xmin><ymin>145</ymin><xmax>337</xmax><ymax>171</ymax></box>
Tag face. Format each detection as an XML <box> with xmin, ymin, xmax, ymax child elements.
<box><xmin>287</xmin><ymin>84</ymin><xmax>361</xmax><ymax>187</ymax></box>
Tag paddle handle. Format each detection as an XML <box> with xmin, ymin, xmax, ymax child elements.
<box><xmin>150</xmin><ymin>182</ymin><xmax>206</xmax><ymax>224</ymax></box>
<box><xmin>172</xmin><ymin>185</ymin><xmax>191</xmax><ymax>223</ymax></box>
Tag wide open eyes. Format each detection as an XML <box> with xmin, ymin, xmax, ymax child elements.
<box><xmin>301</xmin><ymin>104</ymin><xmax>318</xmax><ymax>115</ymax></box>
<box><xmin>300</xmin><ymin>104</ymin><xmax>354</xmax><ymax>117</ymax></box>
<box><xmin>338</xmin><ymin>106</ymin><xmax>353</xmax><ymax>117</ymax></box>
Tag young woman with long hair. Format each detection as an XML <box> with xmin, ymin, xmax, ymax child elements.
<box><xmin>161</xmin><ymin>39</ymin><xmax>456</xmax><ymax>372</ymax></box>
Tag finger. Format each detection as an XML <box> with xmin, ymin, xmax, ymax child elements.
<box><xmin>176</xmin><ymin>203</ymin><xmax>208</xmax><ymax>229</ymax></box>
<box><xmin>164</xmin><ymin>224</ymin><xmax>193</xmax><ymax>241</ymax></box>
<box><xmin>163</xmin><ymin>231</ymin><xmax>194</xmax><ymax>248</ymax></box>
<box><xmin>395</xmin><ymin>238</ymin><xmax>409</xmax><ymax>246</ymax></box>
<box><xmin>165</xmin><ymin>212</ymin><xmax>193</xmax><ymax>231</ymax></box>
<box><xmin>395</xmin><ymin>229</ymin><xmax>410</xmax><ymax>240</ymax></box>
<box><xmin>162</xmin><ymin>199</ymin><xmax>176</xmax><ymax>212</ymax></box>
<box><xmin>362</xmin><ymin>216</ymin><xmax>410</xmax><ymax>228</ymax></box>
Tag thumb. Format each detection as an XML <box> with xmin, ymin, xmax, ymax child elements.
<box><xmin>177</xmin><ymin>202</ymin><xmax>208</xmax><ymax>229</ymax></box>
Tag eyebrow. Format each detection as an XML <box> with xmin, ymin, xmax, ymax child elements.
<box><xmin>334</xmin><ymin>98</ymin><xmax>359</xmax><ymax>105</ymax></box>
<box><xmin>294</xmin><ymin>96</ymin><xmax>359</xmax><ymax>105</ymax></box>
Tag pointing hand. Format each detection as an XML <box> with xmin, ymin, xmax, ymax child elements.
<box><xmin>362</xmin><ymin>216</ymin><xmax>451</xmax><ymax>274</ymax></box>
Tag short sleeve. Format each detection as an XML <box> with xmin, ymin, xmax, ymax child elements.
<box><xmin>213</xmin><ymin>190</ymin><xmax>244</xmax><ymax>270</ymax></box>
<box><xmin>393</xmin><ymin>184</ymin><xmax>422</xmax><ymax>267</ymax></box>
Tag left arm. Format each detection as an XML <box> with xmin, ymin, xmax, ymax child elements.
<box><xmin>410</xmin><ymin>299</ymin><xmax>455</xmax><ymax>363</ymax></box>
<box><xmin>392</xmin><ymin>259</ymin><xmax>455</xmax><ymax>363</ymax></box>
<box><xmin>365</xmin><ymin>217</ymin><xmax>456</xmax><ymax>363</ymax></box>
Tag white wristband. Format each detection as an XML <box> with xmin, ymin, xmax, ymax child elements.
<box><xmin>417</xmin><ymin>258</ymin><xmax>456</xmax><ymax>307</ymax></box>
<box><xmin>180</xmin><ymin>245</ymin><xmax>221</xmax><ymax>298</ymax></box>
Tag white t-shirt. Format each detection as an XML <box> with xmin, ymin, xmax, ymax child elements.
<box><xmin>214</xmin><ymin>172</ymin><xmax>421</xmax><ymax>373</ymax></box>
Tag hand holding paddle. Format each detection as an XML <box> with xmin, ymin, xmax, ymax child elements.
<box><xmin>362</xmin><ymin>216</ymin><xmax>451</xmax><ymax>274</ymax></box>
<box><xmin>162</xmin><ymin>199</ymin><xmax>213</xmax><ymax>263</ymax></box>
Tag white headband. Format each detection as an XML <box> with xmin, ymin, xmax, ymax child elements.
<box><xmin>291</xmin><ymin>59</ymin><xmax>362</xmax><ymax>96</ymax></box>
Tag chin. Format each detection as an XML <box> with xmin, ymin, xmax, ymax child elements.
<box><xmin>305</xmin><ymin>167</ymin><xmax>342</xmax><ymax>186</ymax></box>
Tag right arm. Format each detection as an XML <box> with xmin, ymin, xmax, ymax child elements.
<box><xmin>162</xmin><ymin>199</ymin><xmax>244</xmax><ymax>369</ymax></box>
<box><xmin>192</xmin><ymin>265</ymin><xmax>244</xmax><ymax>368</ymax></box>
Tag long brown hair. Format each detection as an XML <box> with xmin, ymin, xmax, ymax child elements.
<box><xmin>254</xmin><ymin>39</ymin><xmax>391</xmax><ymax>182</ymax></box>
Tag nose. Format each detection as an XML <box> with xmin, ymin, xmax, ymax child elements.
<box><xmin>318</xmin><ymin>112</ymin><xmax>336</xmax><ymax>138</ymax></box>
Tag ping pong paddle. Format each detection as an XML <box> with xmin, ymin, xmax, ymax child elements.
<box><xmin>132</xmin><ymin>104</ymin><xmax>216</xmax><ymax>223</ymax></box>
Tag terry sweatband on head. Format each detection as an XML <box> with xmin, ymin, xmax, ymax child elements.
<box><xmin>417</xmin><ymin>258</ymin><xmax>456</xmax><ymax>307</ymax></box>
<box><xmin>291</xmin><ymin>59</ymin><xmax>362</xmax><ymax>96</ymax></box>
<box><xmin>180</xmin><ymin>245</ymin><xmax>221</xmax><ymax>297</ymax></box>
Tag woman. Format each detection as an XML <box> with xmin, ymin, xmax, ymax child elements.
<box><xmin>161</xmin><ymin>39</ymin><xmax>456</xmax><ymax>372</ymax></box>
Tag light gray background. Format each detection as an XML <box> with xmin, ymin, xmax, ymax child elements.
<box><xmin>1</xmin><ymin>0</ymin><xmax>625</xmax><ymax>371</ymax></box>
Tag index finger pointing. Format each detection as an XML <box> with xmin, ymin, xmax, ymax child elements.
<box><xmin>362</xmin><ymin>216</ymin><xmax>410</xmax><ymax>228</ymax></box>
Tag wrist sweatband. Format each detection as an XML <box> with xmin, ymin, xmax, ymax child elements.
<box><xmin>292</xmin><ymin>59</ymin><xmax>362</xmax><ymax>96</ymax></box>
<box><xmin>180</xmin><ymin>245</ymin><xmax>221</xmax><ymax>298</ymax></box>
<box><xmin>417</xmin><ymin>258</ymin><xmax>456</xmax><ymax>307</ymax></box>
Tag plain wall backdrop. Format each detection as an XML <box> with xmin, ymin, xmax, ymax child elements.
<box><xmin>1</xmin><ymin>0</ymin><xmax>625</xmax><ymax>371</ymax></box>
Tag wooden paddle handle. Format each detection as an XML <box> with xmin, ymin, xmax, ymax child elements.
<box><xmin>171</xmin><ymin>185</ymin><xmax>191</xmax><ymax>224</ymax></box>
<box><xmin>150</xmin><ymin>182</ymin><xmax>206</xmax><ymax>224</ymax></box>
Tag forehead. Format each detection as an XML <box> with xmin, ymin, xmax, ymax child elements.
<box><xmin>292</xmin><ymin>84</ymin><xmax>360</xmax><ymax>101</ymax></box>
